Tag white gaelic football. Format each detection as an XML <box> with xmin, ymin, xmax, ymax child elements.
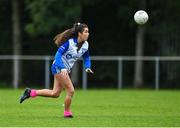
<box><xmin>134</xmin><ymin>10</ymin><xmax>148</xmax><ymax>25</ymax></box>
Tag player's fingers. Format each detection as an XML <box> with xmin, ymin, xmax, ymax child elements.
<box><xmin>88</xmin><ymin>69</ymin><xmax>94</xmax><ymax>74</ymax></box>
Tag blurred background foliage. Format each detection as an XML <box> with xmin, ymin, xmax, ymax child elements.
<box><xmin>1</xmin><ymin>0</ymin><xmax>180</xmax><ymax>89</ymax></box>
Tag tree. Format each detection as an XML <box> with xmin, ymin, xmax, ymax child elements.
<box><xmin>12</xmin><ymin>0</ymin><xmax>22</xmax><ymax>88</ymax></box>
<box><xmin>25</xmin><ymin>0</ymin><xmax>92</xmax><ymax>36</ymax></box>
<box><xmin>133</xmin><ymin>25</ymin><xmax>145</xmax><ymax>88</ymax></box>
<box><xmin>133</xmin><ymin>0</ymin><xmax>146</xmax><ymax>88</ymax></box>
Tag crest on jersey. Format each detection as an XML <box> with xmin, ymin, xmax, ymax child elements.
<box><xmin>66</xmin><ymin>54</ymin><xmax>73</xmax><ymax>59</ymax></box>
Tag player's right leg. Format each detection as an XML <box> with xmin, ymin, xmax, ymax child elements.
<box><xmin>19</xmin><ymin>75</ymin><xmax>63</xmax><ymax>103</ymax></box>
<box><xmin>19</xmin><ymin>88</ymin><xmax>31</xmax><ymax>103</ymax></box>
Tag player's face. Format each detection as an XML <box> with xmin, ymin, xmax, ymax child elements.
<box><xmin>79</xmin><ymin>27</ymin><xmax>89</xmax><ymax>42</ymax></box>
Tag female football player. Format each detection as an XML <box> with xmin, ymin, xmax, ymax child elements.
<box><xmin>19</xmin><ymin>22</ymin><xmax>94</xmax><ymax>118</ymax></box>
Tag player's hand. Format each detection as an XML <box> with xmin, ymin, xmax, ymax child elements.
<box><xmin>85</xmin><ymin>68</ymin><xmax>94</xmax><ymax>74</ymax></box>
<box><xmin>60</xmin><ymin>69</ymin><xmax>68</xmax><ymax>76</ymax></box>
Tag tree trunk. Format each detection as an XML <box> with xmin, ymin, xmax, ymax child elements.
<box><xmin>133</xmin><ymin>0</ymin><xmax>146</xmax><ymax>88</ymax></box>
<box><xmin>12</xmin><ymin>0</ymin><xmax>22</xmax><ymax>88</ymax></box>
<box><xmin>134</xmin><ymin>26</ymin><xmax>145</xmax><ymax>88</ymax></box>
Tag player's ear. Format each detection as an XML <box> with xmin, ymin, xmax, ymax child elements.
<box><xmin>78</xmin><ymin>32</ymin><xmax>82</xmax><ymax>37</ymax></box>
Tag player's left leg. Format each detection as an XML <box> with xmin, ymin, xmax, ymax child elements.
<box><xmin>61</xmin><ymin>74</ymin><xmax>75</xmax><ymax>118</ymax></box>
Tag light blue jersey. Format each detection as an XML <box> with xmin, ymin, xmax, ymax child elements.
<box><xmin>51</xmin><ymin>38</ymin><xmax>91</xmax><ymax>75</ymax></box>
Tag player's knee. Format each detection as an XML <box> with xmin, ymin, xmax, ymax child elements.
<box><xmin>51</xmin><ymin>92</ymin><xmax>60</xmax><ymax>98</ymax></box>
<box><xmin>68</xmin><ymin>89</ymin><xmax>75</xmax><ymax>97</ymax></box>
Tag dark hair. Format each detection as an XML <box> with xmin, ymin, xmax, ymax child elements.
<box><xmin>54</xmin><ymin>23</ymin><xmax>88</xmax><ymax>47</ymax></box>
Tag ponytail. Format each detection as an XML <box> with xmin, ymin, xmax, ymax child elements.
<box><xmin>53</xmin><ymin>28</ymin><xmax>74</xmax><ymax>47</ymax></box>
<box><xmin>54</xmin><ymin>23</ymin><xmax>88</xmax><ymax>47</ymax></box>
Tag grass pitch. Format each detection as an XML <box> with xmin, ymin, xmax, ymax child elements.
<box><xmin>0</xmin><ymin>89</ymin><xmax>180</xmax><ymax>127</ymax></box>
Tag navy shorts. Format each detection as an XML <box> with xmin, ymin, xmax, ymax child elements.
<box><xmin>51</xmin><ymin>64</ymin><xmax>61</xmax><ymax>75</ymax></box>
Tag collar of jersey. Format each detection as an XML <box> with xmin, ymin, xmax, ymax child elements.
<box><xmin>73</xmin><ymin>38</ymin><xmax>78</xmax><ymax>45</ymax></box>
